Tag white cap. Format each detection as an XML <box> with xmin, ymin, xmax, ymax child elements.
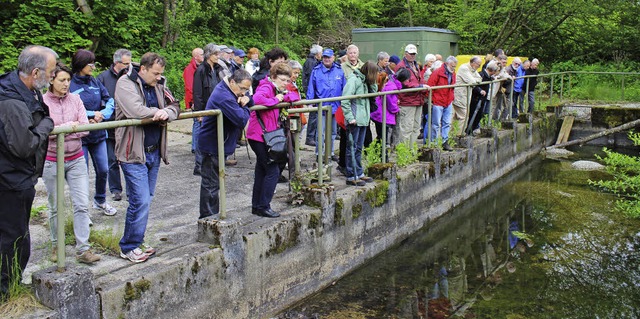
<box><xmin>405</xmin><ymin>44</ymin><xmax>418</xmax><ymax>54</ymax></box>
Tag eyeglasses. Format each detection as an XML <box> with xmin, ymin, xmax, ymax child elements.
<box><xmin>276</xmin><ymin>76</ymin><xmax>292</xmax><ymax>83</ymax></box>
<box><xmin>238</xmin><ymin>85</ymin><xmax>251</xmax><ymax>91</ymax></box>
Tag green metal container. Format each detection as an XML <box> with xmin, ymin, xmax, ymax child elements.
<box><xmin>352</xmin><ymin>27</ymin><xmax>460</xmax><ymax>63</ymax></box>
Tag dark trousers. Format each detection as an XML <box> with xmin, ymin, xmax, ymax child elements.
<box><xmin>0</xmin><ymin>188</ymin><xmax>35</xmax><ymax>296</ymax></box>
<box><xmin>199</xmin><ymin>154</ymin><xmax>220</xmax><ymax>219</ymax></box>
<box><xmin>106</xmin><ymin>138</ymin><xmax>123</xmax><ymax>194</ymax></box>
<box><xmin>249</xmin><ymin>140</ymin><xmax>280</xmax><ymax>210</ymax></box>
<box><xmin>468</xmin><ymin>99</ymin><xmax>490</xmax><ymax>132</ymax></box>
<box><xmin>338</xmin><ymin>127</ymin><xmax>347</xmax><ymax>168</ymax></box>
<box><xmin>373</xmin><ymin>120</ymin><xmax>395</xmax><ymax>146</ymax></box>
<box><xmin>306</xmin><ymin>110</ymin><xmax>317</xmax><ymax>144</ymax></box>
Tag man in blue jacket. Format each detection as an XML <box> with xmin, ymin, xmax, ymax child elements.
<box><xmin>0</xmin><ymin>46</ymin><xmax>56</xmax><ymax>298</ymax></box>
<box><xmin>306</xmin><ymin>48</ymin><xmax>346</xmax><ymax>158</ymax></box>
<box><xmin>197</xmin><ymin>70</ymin><xmax>252</xmax><ymax>219</ymax></box>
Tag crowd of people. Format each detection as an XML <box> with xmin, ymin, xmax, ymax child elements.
<box><xmin>0</xmin><ymin>42</ymin><xmax>542</xmax><ymax>295</ymax></box>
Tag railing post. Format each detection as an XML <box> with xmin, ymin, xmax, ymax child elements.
<box><xmin>217</xmin><ymin>113</ymin><xmax>226</xmax><ymax>219</ymax></box>
<box><xmin>293</xmin><ymin>129</ymin><xmax>301</xmax><ymax>174</ymax></box>
<box><xmin>56</xmin><ymin>133</ymin><xmax>66</xmax><ymax>271</ymax></box>
<box><xmin>427</xmin><ymin>90</ymin><xmax>433</xmax><ymax>144</ymax></box>
<box><xmin>622</xmin><ymin>75</ymin><xmax>625</xmax><ymax>100</ymax></box>
<box><xmin>325</xmin><ymin>106</ymin><xmax>332</xmax><ymax>179</ymax></box>
<box><xmin>381</xmin><ymin>94</ymin><xmax>387</xmax><ymax>163</ymax></box>
<box><xmin>525</xmin><ymin>78</ymin><xmax>530</xmax><ymax>113</ymax></box>
<box><xmin>487</xmin><ymin>83</ymin><xmax>493</xmax><ymax>121</ymax></box>
<box><xmin>463</xmin><ymin>86</ymin><xmax>471</xmax><ymax>134</ymax></box>
<box><xmin>560</xmin><ymin>74</ymin><xmax>564</xmax><ymax>101</ymax></box>
<box><xmin>316</xmin><ymin>105</ymin><xmax>324</xmax><ymax>185</ymax></box>
<box><xmin>549</xmin><ymin>75</ymin><xmax>554</xmax><ymax>106</ymax></box>
<box><xmin>510</xmin><ymin>78</ymin><xmax>515</xmax><ymax>118</ymax></box>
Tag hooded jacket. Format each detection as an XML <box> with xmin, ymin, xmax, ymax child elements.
<box><xmin>114</xmin><ymin>66</ymin><xmax>180</xmax><ymax>164</ymax></box>
<box><xmin>42</xmin><ymin>91</ymin><xmax>89</xmax><ymax>161</ymax></box>
<box><xmin>306</xmin><ymin>62</ymin><xmax>346</xmax><ymax>114</ymax></box>
<box><xmin>0</xmin><ymin>71</ymin><xmax>54</xmax><ymax>190</ymax></box>
<box><xmin>70</xmin><ymin>74</ymin><xmax>114</xmax><ymax>145</ymax></box>
<box><xmin>247</xmin><ymin>77</ymin><xmax>300</xmax><ymax>143</ymax></box>
<box><xmin>371</xmin><ymin>75</ymin><xmax>402</xmax><ymax>125</ymax></box>
<box><xmin>192</xmin><ymin>61</ymin><xmax>225</xmax><ymax>111</ymax></box>
<box><xmin>182</xmin><ymin>58</ymin><xmax>199</xmax><ymax>109</ymax></box>
<box><xmin>340</xmin><ymin>69</ymin><xmax>376</xmax><ymax>127</ymax></box>
<box><xmin>427</xmin><ymin>64</ymin><xmax>457</xmax><ymax>107</ymax></box>
<box><xmin>395</xmin><ymin>58</ymin><xmax>425</xmax><ymax>106</ymax></box>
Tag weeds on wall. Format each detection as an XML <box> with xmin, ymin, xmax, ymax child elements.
<box><xmin>395</xmin><ymin>142</ymin><xmax>418</xmax><ymax>168</ymax></box>
<box><xmin>589</xmin><ymin>131</ymin><xmax>640</xmax><ymax>218</ymax></box>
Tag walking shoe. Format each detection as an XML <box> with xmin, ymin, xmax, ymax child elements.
<box><xmin>442</xmin><ymin>141</ymin><xmax>453</xmax><ymax>151</ymax></box>
<box><xmin>472</xmin><ymin>128</ymin><xmax>481</xmax><ymax>137</ymax></box>
<box><xmin>139</xmin><ymin>243</ymin><xmax>156</xmax><ymax>256</ymax></box>
<box><xmin>360</xmin><ymin>176</ymin><xmax>374</xmax><ymax>183</ymax></box>
<box><xmin>76</xmin><ymin>249</ymin><xmax>101</xmax><ymax>264</ymax></box>
<box><xmin>346</xmin><ymin>179</ymin><xmax>366</xmax><ymax>186</ymax></box>
<box><xmin>278</xmin><ymin>175</ymin><xmax>289</xmax><ymax>183</ymax></box>
<box><xmin>331</xmin><ymin>155</ymin><xmax>339</xmax><ymax>162</ymax></box>
<box><xmin>305</xmin><ymin>140</ymin><xmax>316</xmax><ymax>147</ymax></box>
<box><xmin>225</xmin><ymin>159</ymin><xmax>238</xmax><ymax>166</ymax></box>
<box><xmin>120</xmin><ymin>248</ymin><xmax>149</xmax><ymax>263</ymax></box>
<box><xmin>112</xmin><ymin>192</ymin><xmax>122</xmax><ymax>201</ymax></box>
<box><xmin>336</xmin><ymin>166</ymin><xmax>347</xmax><ymax>176</ymax></box>
<box><xmin>93</xmin><ymin>201</ymin><xmax>117</xmax><ymax>216</ymax></box>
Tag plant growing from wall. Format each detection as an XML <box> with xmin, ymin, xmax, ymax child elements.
<box><xmin>589</xmin><ymin>131</ymin><xmax>640</xmax><ymax>218</ymax></box>
<box><xmin>395</xmin><ymin>141</ymin><xmax>418</xmax><ymax>168</ymax></box>
<box><xmin>363</xmin><ymin>138</ymin><xmax>382</xmax><ymax>170</ymax></box>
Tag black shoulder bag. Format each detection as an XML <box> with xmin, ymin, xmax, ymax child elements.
<box><xmin>256</xmin><ymin>111</ymin><xmax>288</xmax><ymax>163</ymax></box>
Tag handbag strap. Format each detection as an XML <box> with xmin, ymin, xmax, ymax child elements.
<box><xmin>256</xmin><ymin>110</ymin><xmax>268</xmax><ymax>133</ymax></box>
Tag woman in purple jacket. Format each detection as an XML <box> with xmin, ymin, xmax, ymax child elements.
<box><xmin>42</xmin><ymin>63</ymin><xmax>100</xmax><ymax>264</ymax></box>
<box><xmin>247</xmin><ymin>63</ymin><xmax>299</xmax><ymax>218</ymax></box>
<box><xmin>371</xmin><ymin>68</ymin><xmax>411</xmax><ymax>147</ymax></box>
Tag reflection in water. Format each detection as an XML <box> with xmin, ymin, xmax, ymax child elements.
<box><xmin>278</xmin><ymin>154</ymin><xmax>640</xmax><ymax>319</ymax></box>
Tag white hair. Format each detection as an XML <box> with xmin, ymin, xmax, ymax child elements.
<box><xmin>310</xmin><ymin>44</ymin><xmax>323</xmax><ymax>55</ymax></box>
<box><xmin>424</xmin><ymin>53</ymin><xmax>436</xmax><ymax>63</ymax></box>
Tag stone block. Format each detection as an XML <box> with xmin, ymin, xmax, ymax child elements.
<box><xmin>32</xmin><ymin>266</ymin><xmax>99</xmax><ymax>319</ymax></box>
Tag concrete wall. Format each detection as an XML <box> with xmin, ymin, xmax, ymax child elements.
<box><xmin>36</xmin><ymin>116</ymin><xmax>555</xmax><ymax>319</ymax></box>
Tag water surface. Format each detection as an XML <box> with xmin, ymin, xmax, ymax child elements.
<box><xmin>279</xmin><ymin>149</ymin><xmax>640</xmax><ymax>318</ymax></box>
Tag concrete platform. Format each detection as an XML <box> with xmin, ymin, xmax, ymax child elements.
<box><xmin>21</xmin><ymin>114</ymin><xmax>556</xmax><ymax>318</ymax></box>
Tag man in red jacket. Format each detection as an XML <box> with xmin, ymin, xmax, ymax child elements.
<box><xmin>427</xmin><ymin>56</ymin><xmax>457</xmax><ymax>151</ymax></box>
<box><xmin>183</xmin><ymin>48</ymin><xmax>204</xmax><ymax>159</ymax></box>
<box><xmin>394</xmin><ymin>44</ymin><xmax>425</xmax><ymax>147</ymax></box>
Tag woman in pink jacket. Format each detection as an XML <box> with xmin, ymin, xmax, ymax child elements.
<box><xmin>247</xmin><ymin>62</ymin><xmax>299</xmax><ymax>218</ymax></box>
<box><xmin>42</xmin><ymin>63</ymin><xmax>100</xmax><ymax>264</ymax></box>
<box><xmin>371</xmin><ymin>68</ymin><xmax>411</xmax><ymax>147</ymax></box>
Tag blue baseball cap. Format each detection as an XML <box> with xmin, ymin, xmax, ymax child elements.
<box><xmin>233</xmin><ymin>49</ymin><xmax>246</xmax><ymax>57</ymax></box>
<box><xmin>322</xmin><ymin>49</ymin><xmax>334</xmax><ymax>57</ymax></box>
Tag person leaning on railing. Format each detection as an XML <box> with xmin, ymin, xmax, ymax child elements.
<box><xmin>42</xmin><ymin>62</ymin><xmax>100</xmax><ymax>265</ymax></box>
<box><xmin>247</xmin><ymin>62</ymin><xmax>299</xmax><ymax>218</ymax></box>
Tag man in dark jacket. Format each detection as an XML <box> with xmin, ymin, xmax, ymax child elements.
<box><xmin>197</xmin><ymin>70</ymin><xmax>252</xmax><ymax>219</ymax></box>
<box><xmin>192</xmin><ymin>43</ymin><xmax>225</xmax><ymax>175</ymax></box>
<box><xmin>302</xmin><ymin>44</ymin><xmax>322</xmax><ymax>146</ymax></box>
<box><xmin>97</xmin><ymin>48</ymin><xmax>132</xmax><ymax>201</ymax></box>
<box><xmin>468</xmin><ymin>60</ymin><xmax>499</xmax><ymax>136</ymax></box>
<box><xmin>0</xmin><ymin>45</ymin><xmax>56</xmax><ymax>298</ymax></box>
<box><xmin>525</xmin><ymin>58</ymin><xmax>540</xmax><ymax>113</ymax></box>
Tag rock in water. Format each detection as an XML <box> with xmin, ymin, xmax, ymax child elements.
<box><xmin>571</xmin><ymin>160</ymin><xmax>605</xmax><ymax>170</ymax></box>
<box><xmin>545</xmin><ymin>148</ymin><xmax>574</xmax><ymax>158</ymax></box>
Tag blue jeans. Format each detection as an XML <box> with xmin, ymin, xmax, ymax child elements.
<box><xmin>119</xmin><ymin>149</ymin><xmax>161</xmax><ymax>253</ymax></box>
<box><xmin>345</xmin><ymin>125</ymin><xmax>366</xmax><ymax>180</ymax></box>
<box><xmin>83</xmin><ymin>140</ymin><xmax>109</xmax><ymax>204</ymax></box>
<box><xmin>306</xmin><ymin>110</ymin><xmax>317</xmax><ymax>143</ymax></box>
<box><xmin>430</xmin><ymin>105</ymin><xmax>453</xmax><ymax>142</ymax></box>
<box><xmin>527</xmin><ymin>91</ymin><xmax>535</xmax><ymax>113</ymax></box>
<box><xmin>192</xmin><ymin>118</ymin><xmax>203</xmax><ymax>173</ymax></box>
<box><xmin>106</xmin><ymin>138</ymin><xmax>123</xmax><ymax>194</ymax></box>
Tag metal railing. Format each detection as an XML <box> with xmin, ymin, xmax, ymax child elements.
<box><xmin>48</xmin><ymin>69</ymin><xmax>636</xmax><ymax>269</ymax></box>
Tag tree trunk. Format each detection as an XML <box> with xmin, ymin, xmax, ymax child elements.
<box><xmin>546</xmin><ymin>118</ymin><xmax>640</xmax><ymax>149</ymax></box>
<box><xmin>75</xmin><ymin>0</ymin><xmax>94</xmax><ymax>17</ymax></box>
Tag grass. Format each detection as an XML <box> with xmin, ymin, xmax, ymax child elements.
<box><xmin>0</xmin><ymin>244</ymin><xmax>47</xmax><ymax>316</ymax></box>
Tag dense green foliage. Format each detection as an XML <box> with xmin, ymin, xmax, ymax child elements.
<box><xmin>590</xmin><ymin>132</ymin><xmax>640</xmax><ymax>218</ymax></box>
<box><xmin>1</xmin><ymin>0</ymin><xmax>640</xmax><ymax>101</ymax></box>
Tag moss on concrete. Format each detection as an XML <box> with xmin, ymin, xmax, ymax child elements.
<box><xmin>592</xmin><ymin>106</ymin><xmax>640</xmax><ymax>128</ymax></box>
<box><xmin>266</xmin><ymin>221</ymin><xmax>301</xmax><ymax>256</ymax></box>
<box><xmin>365</xmin><ymin>181</ymin><xmax>389</xmax><ymax>208</ymax></box>
<box><xmin>308</xmin><ymin>212</ymin><xmax>320</xmax><ymax>229</ymax></box>
<box><xmin>352</xmin><ymin>204</ymin><xmax>362</xmax><ymax>219</ymax></box>
<box><xmin>124</xmin><ymin>278</ymin><xmax>151</xmax><ymax>303</ymax></box>
<box><xmin>367</xmin><ymin>163</ymin><xmax>394</xmax><ymax>180</ymax></box>
<box><xmin>334</xmin><ymin>198</ymin><xmax>345</xmax><ymax>226</ymax></box>
<box><xmin>191</xmin><ymin>260</ymin><xmax>200</xmax><ymax>276</ymax></box>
